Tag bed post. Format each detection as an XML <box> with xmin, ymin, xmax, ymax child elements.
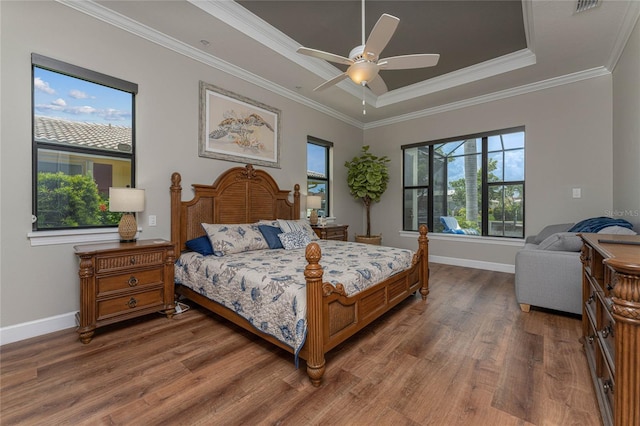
<box><xmin>293</xmin><ymin>184</ymin><xmax>301</xmax><ymax>219</ymax></box>
<box><xmin>170</xmin><ymin>172</ymin><xmax>182</xmax><ymax>255</ymax></box>
<box><xmin>304</xmin><ymin>242</ymin><xmax>325</xmax><ymax>387</ymax></box>
<box><xmin>418</xmin><ymin>224</ymin><xmax>429</xmax><ymax>300</ymax></box>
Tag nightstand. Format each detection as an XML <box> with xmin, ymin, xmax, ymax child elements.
<box><xmin>311</xmin><ymin>224</ymin><xmax>349</xmax><ymax>241</ymax></box>
<box><xmin>74</xmin><ymin>239</ymin><xmax>175</xmax><ymax>343</ymax></box>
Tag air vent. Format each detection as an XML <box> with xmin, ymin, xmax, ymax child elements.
<box><xmin>576</xmin><ymin>0</ymin><xmax>600</xmax><ymax>13</ymax></box>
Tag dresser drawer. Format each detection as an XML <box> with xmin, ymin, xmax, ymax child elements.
<box><xmin>599</xmin><ymin>306</ymin><xmax>616</xmax><ymax>373</ymax></box>
<box><xmin>598</xmin><ymin>359</ymin><xmax>615</xmax><ymax>423</ymax></box>
<box><xmin>324</xmin><ymin>229</ymin><xmax>346</xmax><ymax>240</ymax></box>
<box><xmin>97</xmin><ymin>289</ymin><xmax>164</xmax><ymax>320</ymax></box>
<box><xmin>95</xmin><ymin>250</ymin><xmax>166</xmax><ymax>273</ymax></box>
<box><xmin>97</xmin><ymin>268</ymin><xmax>164</xmax><ymax>294</ymax></box>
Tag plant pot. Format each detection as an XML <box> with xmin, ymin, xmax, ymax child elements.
<box><xmin>355</xmin><ymin>235</ymin><xmax>382</xmax><ymax>245</ymax></box>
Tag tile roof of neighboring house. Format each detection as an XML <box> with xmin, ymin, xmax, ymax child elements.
<box><xmin>34</xmin><ymin>115</ymin><xmax>132</xmax><ymax>152</ymax></box>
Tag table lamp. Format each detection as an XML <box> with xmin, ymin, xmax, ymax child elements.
<box><xmin>109</xmin><ymin>187</ymin><xmax>145</xmax><ymax>242</ymax></box>
<box><xmin>307</xmin><ymin>195</ymin><xmax>322</xmax><ymax>225</ymax></box>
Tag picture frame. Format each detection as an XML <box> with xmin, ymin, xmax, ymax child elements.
<box><xmin>199</xmin><ymin>81</ymin><xmax>281</xmax><ymax>168</ymax></box>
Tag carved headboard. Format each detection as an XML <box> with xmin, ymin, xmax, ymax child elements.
<box><xmin>170</xmin><ymin>164</ymin><xmax>301</xmax><ymax>252</ymax></box>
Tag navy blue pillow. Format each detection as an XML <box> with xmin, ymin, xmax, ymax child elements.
<box><xmin>258</xmin><ymin>224</ymin><xmax>284</xmax><ymax>249</ymax></box>
<box><xmin>185</xmin><ymin>235</ymin><xmax>214</xmax><ymax>256</ymax></box>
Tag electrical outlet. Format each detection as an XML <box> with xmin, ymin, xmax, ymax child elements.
<box><xmin>572</xmin><ymin>188</ymin><xmax>581</xmax><ymax>199</ymax></box>
<box><xmin>148</xmin><ymin>215</ymin><xmax>157</xmax><ymax>226</ymax></box>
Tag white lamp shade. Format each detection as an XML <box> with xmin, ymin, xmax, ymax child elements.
<box><xmin>307</xmin><ymin>195</ymin><xmax>322</xmax><ymax>209</ymax></box>
<box><xmin>109</xmin><ymin>187</ymin><xmax>145</xmax><ymax>212</ymax></box>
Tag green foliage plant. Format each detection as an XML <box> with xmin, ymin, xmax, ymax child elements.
<box><xmin>344</xmin><ymin>145</ymin><xmax>390</xmax><ymax>237</ymax></box>
<box><xmin>37</xmin><ymin>172</ymin><xmax>120</xmax><ymax>228</ymax></box>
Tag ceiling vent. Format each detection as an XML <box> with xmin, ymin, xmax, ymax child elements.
<box><xmin>576</xmin><ymin>0</ymin><xmax>600</xmax><ymax>13</ymax></box>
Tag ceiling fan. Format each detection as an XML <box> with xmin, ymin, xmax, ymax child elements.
<box><xmin>296</xmin><ymin>0</ymin><xmax>440</xmax><ymax>96</ymax></box>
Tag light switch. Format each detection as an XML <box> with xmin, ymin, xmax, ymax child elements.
<box><xmin>148</xmin><ymin>215</ymin><xmax>157</xmax><ymax>226</ymax></box>
<box><xmin>572</xmin><ymin>188</ymin><xmax>581</xmax><ymax>199</ymax></box>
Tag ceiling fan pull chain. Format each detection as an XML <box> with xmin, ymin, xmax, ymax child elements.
<box><xmin>362</xmin><ymin>83</ymin><xmax>366</xmax><ymax>115</ymax></box>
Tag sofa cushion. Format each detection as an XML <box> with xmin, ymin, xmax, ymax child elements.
<box><xmin>534</xmin><ymin>223</ymin><xmax>575</xmax><ymax>244</ymax></box>
<box><xmin>537</xmin><ymin>232</ymin><xmax>582</xmax><ymax>252</ymax></box>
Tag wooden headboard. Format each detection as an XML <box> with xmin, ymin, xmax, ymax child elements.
<box><xmin>170</xmin><ymin>164</ymin><xmax>300</xmax><ymax>253</ymax></box>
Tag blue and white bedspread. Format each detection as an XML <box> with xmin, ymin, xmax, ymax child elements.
<box><xmin>174</xmin><ymin>240</ymin><xmax>414</xmax><ymax>358</ymax></box>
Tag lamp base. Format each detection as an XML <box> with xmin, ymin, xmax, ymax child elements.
<box><xmin>310</xmin><ymin>210</ymin><xmax>318</xmax><ymax>225</ymax></box>
<box><xmin>118</xmin><ymin>213</ymin><xmax>138</xmax><ymax>242</ymax></box>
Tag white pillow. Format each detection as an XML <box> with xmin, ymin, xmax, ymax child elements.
<box><xmin>278</xmin><ymin>231</ymin><xmax>311</xmax><ymax>250</ymax></box>
<box><xmin>201</xmin><ymin>223</ymin><xmax>269</xmax><ymax>256</ymax></box>
<box><xmin>277</xmin><ymin>219</ymin><xmax>319</xmax><ymax>240</ymax></box>
<box><xmin>597</xmin><ymin>225</ymin><xmax>637</xmax><ymax>235</ymax></box>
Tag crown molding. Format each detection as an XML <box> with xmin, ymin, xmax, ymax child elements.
<box><xmin>56</xmin><ymin>0</ymin><xmax>363</xmax><ymax>129</ymax></box>
<box><xmin>375</xmin><ymin>49</ymin><xmax>536</xmax><ymax>108</ymax></box>
<box><xmin>365</xmin><ymin>66</ymin><xmax>611</xmax><ymax>129</ymax></box>
<box><xmin>607</xmin><ymin>0</ymin><xmax>640</xmax><ymax>72</ymax></box>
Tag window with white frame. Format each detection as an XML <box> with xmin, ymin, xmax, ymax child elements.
<box><xmin>32</xmin><ymin>54</ymin><xmax>137</xmax><ymax>231</ymax></box>
<box><xmin>402</xmin><ymin>127</ymin><xmax>525</xmax><ymax>238</ymax></box>
<box><xmin>307</xmin><ymin>137</ymin><xmax>332</xmax><ymax>218</ymax></box>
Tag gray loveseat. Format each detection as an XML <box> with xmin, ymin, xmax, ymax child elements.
<box><xmin>515</xmin><ymin>223</ymin><xmax>583</xmax><ymax>314</ymax></box>
<box><xmin>515</xmin><ymin>221</ymin><xmax>637</xmax><ymax>315</ymax></box>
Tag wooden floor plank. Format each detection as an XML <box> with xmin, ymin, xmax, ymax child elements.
<box><xmin>0</xmin><ymin>264</ymin><xmax>602</xmax><ymax>425</ymax></box>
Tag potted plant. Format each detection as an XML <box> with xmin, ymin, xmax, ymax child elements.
<box><xmin>344</xmin><ymin>145</ymin><xmax>390</xmax><ymax>245</ymax></box>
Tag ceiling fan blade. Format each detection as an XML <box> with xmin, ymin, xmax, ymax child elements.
<box><xmin>297</xmin><ymin>47</ymin><xmax>353</xmax><ymax>66</ymax></box>
<box><xmin>313</xmin><ymin>73</ymin><xmax>349</xmax><ymax>91</ymax></box>
<box><xmin>363</xmin><ymin>14</ymin><xmax>399</xmax><ymax>59</ymax></box>
<box><xmin>366</xmin><ymin>74</ymin><xmax>388</xmax><ymax>96</ymax></box>
<box><xmin>378</xmin><ymin>54</ymin><xmax>440</xmax><ymax>70</ymax></box>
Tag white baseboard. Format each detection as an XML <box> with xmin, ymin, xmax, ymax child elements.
<box><xmin>430</xmin><ymin>255</ymin><xmax>515</xmax><ymax>274</ymax></box>
<box><xmin>0</xmin><ymin>311</ymin><xmax>76</xmax><ymax>346</ymax></box>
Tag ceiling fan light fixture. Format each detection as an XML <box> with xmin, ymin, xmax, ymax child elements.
<box><xmin>346</xmin><ymin>61</ymin><xmax>379</xmax><ymax>85</ymax></box>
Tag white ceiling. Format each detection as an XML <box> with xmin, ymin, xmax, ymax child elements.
<box><xmin>68</xmin><ymin>0</ymin><xmax>640</xmax><ymax>128</ymax></box>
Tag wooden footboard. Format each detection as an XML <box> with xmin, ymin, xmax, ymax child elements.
<box><xmin>302</xmin><ymin>224</ymin><xmax>429</xmax><ymax>386</ymax></box>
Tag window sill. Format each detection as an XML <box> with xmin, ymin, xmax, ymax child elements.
<box><xmin>27</xmin><ymin>227</ymin><xmax>142</xmax><ymax>247</ymax></box>
<box><xmin>399</xmin><ymin>230</ymin><xmax>525</xmax><ymax>247</ymax></box>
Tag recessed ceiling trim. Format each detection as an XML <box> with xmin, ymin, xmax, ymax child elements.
<box><xmin>55</xmin><ymin>0</ymin><xmax>363</xmax><ymax>129</ymax></box>
<box><xmin>194</xmin><ymin>0</ymin><xmax>538</xmax><ymax>108</ymax></box>
<box><xmin>365</xmin><ymin>67</ymin><xmax>611</xmax><ymax>130</ymax></box>
<box><xmin>375</xmin><ymin>49</ymin><xmax>537</xmax><ymax>108</ymax></box>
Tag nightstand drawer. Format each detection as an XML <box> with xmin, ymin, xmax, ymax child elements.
<box><xmin>97</xmin><ymin>268</ymin><xmax>164</xmax><ymax>294</ymax></box>
<box><xmin>97</xmin><ymin>288</ymin><xmax>164</xmax><ymax>320</ymax></box>
<box><xmin>95</xmin><ymin>250</ymin><xmax>166</xmax><ymax>273</ymax></box>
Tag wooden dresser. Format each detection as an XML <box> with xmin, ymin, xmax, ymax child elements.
<box><xmin>579</xmin><ymin>233</ymin><xmax>640</xmax><ymax>426</ymax></box>
<box><xmin>74</xmin><ymin>239</ymin><xmax>175</xmax><ymax>343</ymax></box>
<box><xmin>311</xmin><ymin>224</ymin><xmax>348</xmax><ymax>241</ymax></box>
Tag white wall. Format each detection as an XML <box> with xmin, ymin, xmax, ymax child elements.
<box><xmin>612</xmin><ymin>17</ymin><xmax>640</xmax><ymax>229</ymax></box>
<box><xmin>364</xmin><ymin>76</ymin><xmax>614</xmax><ymax>267</ymax></box>
<box><xmin>0</xmin><ymin>1</ymin><xmax>362</xmax><ymax>331</ymax></box>
<box><xmin>1</xmin><ymin>0</ymin><xmax>635</xmax><ymax>341</ymax></box>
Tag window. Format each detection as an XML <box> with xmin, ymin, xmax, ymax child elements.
<box><xmin>307</xmin><ymin>137</ymin><xmax>332</xmax><ymax>218</ymax></box>
<box><xmin>403</xmin><ymin>127</ymin><xmax>525</xmax><ymax>238</ymax></box>
<box><xmin>32</xmin><ymin>54</ymin><xmax>137</xmax><ymax>231</ymax></box>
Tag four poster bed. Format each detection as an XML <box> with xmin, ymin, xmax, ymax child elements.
<box><xmin>170</xmin><ymin>164</ymin><xmax>429</xmax><ymax>386</ymax></box>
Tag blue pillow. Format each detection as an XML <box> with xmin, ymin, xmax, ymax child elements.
<box><xmin>258</xmin><ymin>224</ymin><xmax>284</xmax><ymax>249</ymax></box>
<box><xmin>185</xmin><ymin>235</ymin><xmax>214</xmax><ymax>256</ymax></box>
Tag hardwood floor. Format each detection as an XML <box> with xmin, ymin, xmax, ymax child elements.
<box><xmin>1</xmin><ymin>264</ymin><xmax>601</xmax><ymax>425</ymax></box>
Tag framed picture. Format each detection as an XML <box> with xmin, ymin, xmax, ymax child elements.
<box><xmin>199</xmin><ymin>81</ymin><xmax>280</xmax><ymax>168</ymax></box>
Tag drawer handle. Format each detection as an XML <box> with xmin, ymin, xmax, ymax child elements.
<box><xmin>127</xmin><ymin>297</ymin><xmax>137</xmax><ymax>308</ymax></box>
<box><xmin>129</xmin><ymin>256</ymin><xmax>136</xmax><ymax>265</ymax></box>
<box><xmin>603</xmin><ymin>380</ymin><xmax>614</xmax><ymax>394</ymax></box>
<box><xmin>127</xmin><ymin>276</ymin><xmax>139</xmax><ymax>287</ymax></box>
<box><xmin>587</xmin><ymin>334</ymin><xmax>595</xmax><ymax>344</ymax></box>
<box><xmin>601</xmin><ymin>325</ymin><xmax>613</xmax><ymax>339</ymax></box>
<box><xmin>587</xmin><ymin>294</ymin><xmax>595</xmax><ymax>305</ymax></box>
